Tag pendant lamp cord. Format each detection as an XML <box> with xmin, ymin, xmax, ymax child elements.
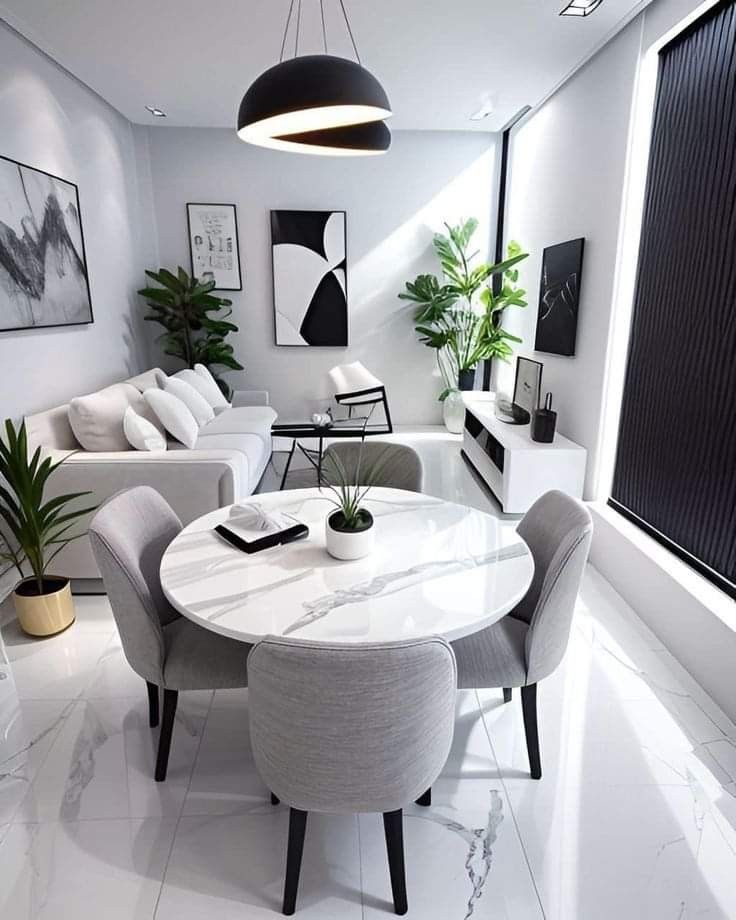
<box><xmin>320</xmin><ymin>0</ymin><xmax>328</xmax><ymax>53</ymax></box>
<box><xmin>295</xmin><ymin>0</ymin><xmax>302</xmax><ymax>56</ymax></box>
<box><xmin>279</xmin><ymin>0</ymin><xmax>296</xmax><ymax>61</ymax></box>
<box><xmin>338</xmin><ymin>0</ymin><xmax>361</xmax><ymax>63</ymax></box>
<box><xmin>280</xmin><ymin>0</ymin><xmax>360</xmax><ymax>63</ymax></box>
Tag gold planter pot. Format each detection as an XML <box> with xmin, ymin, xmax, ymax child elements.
<box><xmin>13</xmin><ymin>577</ymin><xmax>75</xmax><ymax>638</ymax></box>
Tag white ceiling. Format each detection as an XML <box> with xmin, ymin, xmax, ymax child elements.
<box><xmin>0</xmin><ymin>0</ymin><xmax>651</xmax><ymax>132</ymax></box>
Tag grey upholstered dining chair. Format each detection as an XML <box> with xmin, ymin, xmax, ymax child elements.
<box><xmin>452</xmin><ymin>490</ymin><xmax>593</xmax><ymax>780</ymax></box>
<box><xmin>88</xmin><ymin>486</ymin><xmax>250</xmax><ymax>782</ymax></box>
<box><xmin>248</xmin><ymin>637</ymin><xmax>457</xmax><ymax>916</ymax></box>
<box><xmin>322</xmin><ymin>441</ymin><xmax>423</xmax><ymax>492</ymax></box>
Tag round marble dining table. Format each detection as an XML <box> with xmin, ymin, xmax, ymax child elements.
<box><xmin>160</xmin><ymin>487</ymin><xmax>534</xmax><ymax>645</ymax></box>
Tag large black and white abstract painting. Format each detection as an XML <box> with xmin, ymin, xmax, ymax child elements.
<box><xmin>271</xmin><ymin>210</ymin><xmax>347</xmax><ymax>346</ymax></box>
<box><xmin>534</xmin><ymin>238</ymin><xmax>585</xmax><ymax>356</ymax></box>
<box><xmin>0</xmin><ymin>155</ymin><xmax>92</xmax><ymax>332</ymax></box>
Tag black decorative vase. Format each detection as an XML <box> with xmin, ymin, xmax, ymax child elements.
<box><xmin>458</xmin><ymin>369</ymin><xmax>475</xmax><ymax>391</ymax></box>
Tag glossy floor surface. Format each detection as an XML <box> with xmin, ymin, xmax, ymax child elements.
<box><xmin>1</xmin><ymin>431</ymin><xmax>735</xmax><ymax>919</ymax></box>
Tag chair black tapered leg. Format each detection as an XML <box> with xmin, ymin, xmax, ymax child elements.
<box><xmin>271</xmin><ymin>792</ymin><xmax>280</xmax><ymax>805</ymax></box>
<box><xmin>503</xmin><ymin>687</ymin><xmax>512</xmax><ymax>703</ymax></box>
<box><xmin>415</xmin><ymin>788</ymin><xmax>431</xmax><ymax>807</ymax></box>
<box><xmin>146</xmin><ymin>682</ymin><xmax>159</xmax><ymax>728</ymax></box>
<box><xmin>383</xmin><ymin>809</ymin><xmax>408</xmax><ymax>915</ymax></box>
<box><xmin>521</xmin><ymin>683</ymin><xmax>541</xmax><ymax>780</ymax></box>
<box><xmin>155</xmin><ymin>688</ymin><xmax>178</xmax><ymax>782</ymax></box>
<box><xmin>283</xmin><ymin>808</ymin><xmax>308</xmax><ymax>916</ymax></box>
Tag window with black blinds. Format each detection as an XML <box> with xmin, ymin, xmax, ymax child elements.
<box><xmin>610</xmin><ymin>0</ymin><xmax>736</xmax><ymax>599</ymax></box>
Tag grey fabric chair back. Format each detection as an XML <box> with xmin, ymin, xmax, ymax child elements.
<box><xmin>513</xmin><ymin>490</ymin><xmax>593</xmax><ymax>683</ymax></box>
<box><xmin>248</xmin><ymin>637</ymin><xmax>456</xmax><ymax>814</ymax></box>
<box><xmin>88</xmin><ymin>486</ymin><xmax>182</xmax><ymax>685</ymax></box>
<box><xmin>322</xmin><ymin>441</ymin><xmax>423</xmax><ymax>492</ymax></box>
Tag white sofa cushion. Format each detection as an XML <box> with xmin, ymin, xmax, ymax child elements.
<box><xmin>125</xmin><ymin>367</ymin><xmax>166</xmax><ymax>393</ymax></box>
<box><xmin>144</xmin><ymin>388</ymin><xmax>199</xmax><ymax>449</ymax></box>
<box><xmin>69</xmin><ymin>383</ymin><xmax>161</xmax><ymax>452</ymax></box>
<box><xmin>174</xmin><ymin>367</ymin><xmax>229</xmax><ymax>410</ymax></box>
<box><xmin>198</xmin><ymin>406</ymin><xmax>276</xmax><ymax>452</ymax></box>
<box><xmin>164</xmin><ymin>377</ymin><xmax>215</xmax><ymax>426</ymax></box>
<box><xmin>123</xmin><ymin>407</ymin><xmax>167</xmax><ymax>452</ymax></box>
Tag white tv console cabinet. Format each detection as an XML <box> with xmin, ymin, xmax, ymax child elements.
<box><xmin>461</xmin><ymin>394</ymin><xmax>587</xmax><ymax>514</ymax></box>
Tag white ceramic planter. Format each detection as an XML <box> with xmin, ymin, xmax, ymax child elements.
<box><xmin>325</xmin><ymin>510</ymin><xmax>375</xmax><ymax>560</ymax></box>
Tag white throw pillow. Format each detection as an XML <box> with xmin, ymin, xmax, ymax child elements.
<box><xmin>178</xmin><ymin>365</ymin><xmax>230</xmax><ymax>409</ymax></box>
<box><xmin>69</xmin><ymin>383</ymin><xmax>146</xmax><ymax>452</ymax></box>
<box><xmin>144</xmin><ymin>389</ymin><xmax>199</xmax><ymax>449</ymax></box>
<box><xmin>165</xmin><ymin>377</ymin><xmax>215</xmax><ymax>426</ymax></box>
<box><xmin>123</xmin><ymin>406</ymin><xmax>167</xmax><ymax>452</ymax></box>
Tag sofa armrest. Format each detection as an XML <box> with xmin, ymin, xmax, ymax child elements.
<box><xmin>42</xmin><ymin>448</ymin><xmax>250</xmax><ymax>580</ymax></box>
<box><xmin>231</xmin><ymin>389</ymin><xmax>270</xmax><ymax>408</ymax></box>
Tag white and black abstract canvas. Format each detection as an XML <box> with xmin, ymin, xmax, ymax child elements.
<box><xmin>0</xmin><ymin>155</ymin><xmax>92</xmax><ymax>332</ymax></box>
<box><xmin>271</xmin><ymin>210</ymin><xmax>347</xmax><ymax>346</ymax></box>
<box><xmin>534</xmin><ymin>238</ymin><xmax>585</xmax><ymax>356</ymax></box>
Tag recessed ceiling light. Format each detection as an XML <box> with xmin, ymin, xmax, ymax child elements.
<box><xmin>469</xmin><ymin>99</ymin><xmax>494</xmax><ymax>121</ymax></box>
<box><xmin>145</xmin><ymin>105</ymin><xmax>167</xmax><ymax>117</ymax></box>
<box><xmin>560</xmin><ymin>0</ymin><xmax>603</xmax><ymax>16</ymax></box>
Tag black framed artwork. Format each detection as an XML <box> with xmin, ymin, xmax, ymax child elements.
<box><xmin>270</xmin><ymin>209</ymin><xmax>347</xmax><ymax>346</ymax></box>
<box><xmin>187</xmin><ymin>203</ymin><xmax>242</xmax><ymax>291</ymax></box>
<box><xmin>0</xmin><ymin>154</ymin><xmax>93</xmax><ymax>333</ymax></box>
<box><xmin>534</xmin><ymin>237</ymin><xmax>585</xmax><ymax>356</ymax></box>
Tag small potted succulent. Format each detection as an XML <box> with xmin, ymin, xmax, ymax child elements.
<box><xmin>0</xmin><ymin>420</ymin><xmax>95</xmax><ymax>637</ymax></box>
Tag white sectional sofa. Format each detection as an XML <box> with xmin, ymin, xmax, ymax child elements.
<box><xmin>24</xmin><ymin>368</ymin><xmax>276</xmax><ymax>581</ymax></box>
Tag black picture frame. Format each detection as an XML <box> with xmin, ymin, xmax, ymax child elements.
<box><xmin>186</xmin><ymin>202</ymin><xmax>242</xmax><ymax>291</ymax></box>
<box><xmin>513</xmin><ymin>356</ymin><xmax>544</xmax><ymax>417</ymax></box>
<box><xmin>0</xmin><ymin>153</ymin><xmax>93</xmax><ymax>334</ymax></box>
<box><xmin>534</xmin><ymin>237</ymin><xmax>585</xmax><ymax>356</ymax></box>
<box><xmin>270</xmin><ymin>209</ymin><xmax>348</xmax><ymax>347</ymax></box>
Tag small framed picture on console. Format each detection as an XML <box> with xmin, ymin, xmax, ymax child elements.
<box><xmin>513</xmin><ymin>357</ymin><xmax>543</xmax><ymax>421</ymax></box>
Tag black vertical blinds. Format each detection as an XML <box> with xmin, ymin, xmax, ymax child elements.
<box><xmin>610</xmin><ymin>0</ymin><xmax>736</xmax><ymax>599</ymax></box>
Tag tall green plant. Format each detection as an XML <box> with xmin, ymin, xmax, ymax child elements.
<box><xmin>0</xmin><ymin>420</ymin><xmax>95</xmax><ymax>595</ymax></box>
<box><xmin>399</xmin><ymin>220</ymin><xmax>528</xmax><ymax>400</ymax></box>
<box><xmin>138</xmin><ymin>267</ymin><xmax>244</xmax><ymax>399</ymax></box>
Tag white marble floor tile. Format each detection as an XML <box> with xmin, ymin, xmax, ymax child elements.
<box><xmin>1</xmin><ymin>621</ymin><xmax>113</xmax><ymax>700</ymax></box>
<box><xmin>155</xmin><ymin>809</ymin><xmax>363</xmax><ymax>919</ymax></box>
<box><xmin>14</xmin><ymin>694</ymin><xmax>210</xmax><ymax>822</ymax></box>
<box><xmin>0</xmin><ymin>817</ymin><xmax>176</xmax><ymax>919</ymax></box>
<box><xmin>0</xmin><ymin>699</ymin><xmax>74</xmax><ymax>826</ymax></box>
<box><xmin>506</xmin><ymin>781</ymin><xmax>736</xmax><ymax>920</ymax></box>
<box><xmin>183</xmin><ymin>688</ymin><xmax>271</xmax><ymax>816</ymax></box>
<box><xmin>360</xmin><ymin>778</ymin><xmax>544</xmax><ymax>920</ymax></box>
<box><xmin>64</xmin><ymin>593</ymin><xmax>118</xmax><ymax>633</ymax></box>
<box><xmin>84</xmin><ymin>634</ymin><xmax>156</xmax><ymax>699</ymax></box>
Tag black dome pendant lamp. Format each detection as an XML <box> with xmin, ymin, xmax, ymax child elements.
<box><xmin>237</xmin><ymin>0</ymin><xmax>392</xmax><ymax>156</ymax></box>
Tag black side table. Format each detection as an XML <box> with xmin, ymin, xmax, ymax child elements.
<box><xmin>271</xmin><ymin>421</ymin><xmax>381</xmax><ymax>490</ymax></box>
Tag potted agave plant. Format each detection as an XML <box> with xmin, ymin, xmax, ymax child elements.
<box><xmin>307</xmin><ymin>439</ymin><xmax>394</xmax><ymax>561</ymax></box>
<box><xmin>0</xmin><ymin>420</ymin><xmax>95</xmax><ymax>637</ymax></box>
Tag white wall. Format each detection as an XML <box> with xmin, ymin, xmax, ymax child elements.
<box><xmin>498</xmin><ymin>20</ymin><xmax>642</xmax><ymax>499</ymax></box>
<box><xmin>143</xmin><ymin>127</ymin><xmax>498</xmax><ymax>424</ymax></box>
<box><xmin>0</xmin><ymin>21</ymin><xmax>152</xmax><ymax>422</ymax></box>
<box><xmin>498</xmin><ymin>0</ymin><xmax>736</xmax><ymax>718</ymax></box>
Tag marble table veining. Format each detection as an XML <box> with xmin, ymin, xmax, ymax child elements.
<box><xmin>160</xmin><ymin>487</ymin><xmax>534</xmax><ymax>645</ymax></box>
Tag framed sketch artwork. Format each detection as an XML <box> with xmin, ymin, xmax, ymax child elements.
<box><xmin>0</xmin><ymin>154</ymin><xmax>92</xmax><ymax>332</ymax></box>
<box><xmin>534</xmin><ymin>237</ymin><xmax>585</xmax><ymax>356</ymax></box>
<box><xmin>270</xmin><ymin>209</ymin><xmax>347</xmax><ymax>346</ymax></box>
<box><xmin>187</xmin><ymin>203</ymin><xmax>242</xmax><ymax>291</ymax></box>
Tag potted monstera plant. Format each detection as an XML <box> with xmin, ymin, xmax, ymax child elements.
<box><xmin>400</xmin><ymin>220</ymin><xmax>529</xmax><ymax>433</ymax></box>
<box><xmin>0</xmin><ymin>420</ymin><xmax>95</xmax><ymax>637</ymax></box>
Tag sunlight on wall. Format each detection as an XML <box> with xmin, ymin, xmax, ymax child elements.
<box><xmin>595</xmin><ymin>0</ymin><xmax>722</xmax><ymax>500</ymax></box>
<box><xmin>339</xmin><ymin>146</ymin><xmax>496</xmax><ymax>402</ymax></box>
